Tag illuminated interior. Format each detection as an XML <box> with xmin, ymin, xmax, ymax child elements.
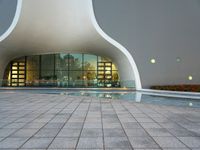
<box><xmin>3</xmin><ymin>53</ymin><xmax>120</xmax><ymax>88</ymax></box>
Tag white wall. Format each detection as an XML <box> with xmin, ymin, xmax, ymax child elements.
<box><xmin>2</xmin><ymin>0</ymin><xmax>200</xmax><ymax>89</ymax></box>
<box><xmin>93</xmin><ymin>0</ymin><xmax>200</xmax><ymax>88</ymax></box>
<box><xmin>0</xmin><ymin>0</ymin><xmax>141</xmax><ymax>89</ymax></box>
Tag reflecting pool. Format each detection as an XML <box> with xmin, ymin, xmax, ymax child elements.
<box><xmin>67</xmin><ymin>91</ymin><xmax>200</xmax><ymax>108</ymax></box>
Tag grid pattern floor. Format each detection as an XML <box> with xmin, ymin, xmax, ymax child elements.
<box><xmin>0</xmin><ymin>92</ymin><xmax>200</xmax><ymax>149</ymax></box>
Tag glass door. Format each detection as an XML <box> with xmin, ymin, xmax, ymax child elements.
<box><xmin>10</xmin><ymin>58</ymin><xmax>26</xmax><ymax>87</ymax></box>
<box><xmin>97</xmin><ymin>62</ymin><xmax>112</xmax><ymax>87</ymax></box>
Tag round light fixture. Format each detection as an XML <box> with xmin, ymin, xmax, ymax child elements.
<box><xmin>150</xmin><ymin>59</ymin><xmax>156</xmax><ymax>64</ymax></box>
<box><xmin>189</xmin><ymin>102</ymin><xmax>193</xmax><ymax>107</ymax></box>
<box><xmin>188</xmin><ymin>76</ymin><xmax>193</xmax><ymax>81</ymax></box>
<box><xmin>176</xmin><ymin>57</ymin><xmax>181</xmax><ymax>62</ymax></box>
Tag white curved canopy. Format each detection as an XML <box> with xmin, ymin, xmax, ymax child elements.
<box><xmin>0</xmin><ymin>0</ymin><xmax>141</xmax><ymax>89</ymax></box>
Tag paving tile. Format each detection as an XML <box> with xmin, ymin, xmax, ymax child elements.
<box><xmin>43</xmin><ymin>123</ymin><xmax>64</xmax><ymax>129</ymax></box>
<box><xmin>125</xmin><ymin>128</ymin><xmax>149</xmax><ymax>137</ymax></box>
<box><xmin>81</xmin><ymin>128</ymin><xmax>103</xmax><ymax>137</ymax></box>
<box><xmin>168</xmin><ymin>128</ymin><xmax>198</xmax><ymax>136</ymax></box>
<box><xmin>34</xmin><ymin>128</ymin><xmax>60</xmax><ymax>137</ymax></box>
<box><xmin>159</xmin><ymin>122</ymin><xmax>182</xmax><ymax>129</ymax></box>
<box><xmin>178</xmin><ymin>136</ymin><xmax>200</xmax><ymax>148</ymax></box>
<box><xmin>104</xmin><ymin>128</ymin><xmax>126</xmax><ymax>137</ymax></box>
<box><xmin>129</xmin><ymin>136</ymin><xmax>160</xmax><ymax>149</ymax></box>
<box><xmin>77</xmin><ymin>149</ymin><xmax>103</xmax><ymax>150</ymax></box>
<box><xmin>63</xmin><ymin>122</ymin><xmax>83</xmax><ymax>129</ymax></box>
<box><xmin>83</xmin><ymin>122</ymin><xmax>102</xmax><ymax>128</ymax></box>
<box><xmin>153</xmin><ymin>136</ymin><xmax>187</xmax><ymax>148</ymax></box>
<box><xmin>23</xmin><ymin>122</ymin><xmax>46</xmax><ymax>129</ymax></box>
<box><xmin>162</xmin><ymin>148</ymin><xmax>190</xmax><ymax>150</ymax></box>
<box><xmin>152</xmin><ymin>117</ymin><xmax>170</xmax><ymax>123</ymax></box>
<box><xmin>77</xmin><ymin>137</ymin><xmax>103</xmax><ymax>149</ymax></box>
<box><xmin>145</xmin><ymin>128</ymin><xmax>173</xmax><ymax>137</ymax></box>
<box><xmin>0</xmin><ymin>137</ymin><xmax>28</xmax><ymax>148</ymax></box>
<box><xmin>18</xmin><ymin>148</ymin><xmax>46</xmax><ymax>150</ymax></box>
<box><xmin>103</xmin><ymin>123</ymin><xmax>122</xmax><ymax>129</ymax></box>
<box><xmin>104</xmin><ymin>137</ymin><xmax>132</xmax><ymax>149</ymax></box>
<box><xmin>0</xmin><ymin>129</ymin><xmax>17</xmax><ymax>138</ymax></box>
<box><xmin>49</xmin><ymin>117</ymin><xmax>69</xmax><ymax>123</ymax></box>
<box><xmin>1</xmin><ymin>92</ymin><xmax>200</xmax><ymax>150</ymax></box>
<box><xmin>136</xmin><ymin>117</ymin><xmax>155</xmax><ymax>123</ymax></box>
<box><xmin>4</xmin><ymin>122</ymin><xmax>26</xmax><ymax>129</ymax></box>
<box><xmin>122</xmin><ymin>122</ymin><xmax>142</xmax><ymax>129</ymax></box>
<box><xmin>57</xmin><ymin>128</ymin><xmax>81</xmax><ymax>137</ymax></box>
<box><xmin>21</xmin><ymin>137</ymin><xmax>53</xmax><ymax>149</ymax></box>
<box><xmin>140</xmin><ymin>122</ymin><xmax>162</xmax><ymax>129</ymax></box>
<box><xmin>105</xmin><ymin>148</ymin><xmax>133</xmax><ymax>150</ymax></box>
<box><xmin>11</xmin><ymin>129</ymin><xmax>39</xmax><ymax>137</ymax></box>
<box><xmin>49</xmin><ymin>137</ymin><xmax>78</xmax><ymax>149</ymax></box>
<box><xmin>68</xmin><ymin>117</ymin><xmax>85</xmax><ymax>123</ymax></box>
<box><xmin>119</xmin><ymin>117</ymin><xmax>137</xmax><ymax>123</ymax></box>
<box><xmin>131</xmin><ymin>113</ymin><xmax>147</xmax><ymax>118</ymax></box>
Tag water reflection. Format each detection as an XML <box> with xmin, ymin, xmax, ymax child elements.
<box><xmin>67</xmin><ymin>91</ymin><xmax>200</xmax><ymax>108</ymax></box>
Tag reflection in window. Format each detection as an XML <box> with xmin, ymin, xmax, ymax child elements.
<box><xmin>56</xmin><ymin>71</ymin><xmax>68</xmax><ymax>87</ymax></box>
<box><xmin>26</xmin><ymin>71</ymin><xmax>39</xmax><ymax>86</ymax></box>
<box><xmin>84</xmin><ymin>54</ymin><xmax>97</xmax><ymax>70</ymax></box>
<box><xmin>41</xmin><ymin>54</ymin><xmax>54</xmax><ymax>71</ymax></box>
<box><xmin>55</xmin><ymin>54</ymin><xmax>68</xmax><ymax>70</ymax></box>
<box><xmin>69</xmin><ymin>54</ymin><xmax>82</xmax><ymax>71</ymax></box>
<box><xmin>98</xmin><ymin>56</ymin><xmax>111</xmax><ymax>62</ymax></box>
<box><xmin>69</xmin><ymin>71</ymin><xmax>83</xmax><ymax>87</ymax></box>
<box><xmin>83</xmin><ymin>71</ymin><xmax>97</xmax><ymax>87</ymax></box>
<box><xmin>4</xmin><ymin>53</ymin><xmax>121</xmax><ymax>88</ymax></box>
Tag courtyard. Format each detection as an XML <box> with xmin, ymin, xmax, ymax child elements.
<box><xmin>0</xmin><ymin>91</ymin><xmax>200</xmax><ymax>149</ymax></box>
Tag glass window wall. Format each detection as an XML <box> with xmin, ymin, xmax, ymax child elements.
<box><xmin>4</xmin><ymin>53</ymin><xmax>120</xmax><ymax>88</ymax></box>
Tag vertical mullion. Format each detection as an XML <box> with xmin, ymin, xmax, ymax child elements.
<box><xmin>96</xmin><ymin>55</ymin><xmax>98</xmax><ymax>88</ymax></box>
<box><xmin>54</xmin><ymin>54</ymin><xmax>56</xmax><ymax>79</ymax></box>
<box><xmin>104</xmin><ymin>62</ymin><xmax>106</xmax><ymax>87</ymax></box>
<box><xmin>17</xmin><ymin>62</ymin><xmax>19</xmax><ymax>87</ymax></box>
<box><xmin>68</xmin><ymin>54</ymin><xmax>69</xmax><ymax>87</ymax></box>
<box><xmin>25</xmin><ymin>56</ymin><xmax>27</xmax><ymax>87</ymax></box>
<box><xmin>53</xmin><ymin>54</ymin><xmax>56</xmax><ymax>87</ymax></box>
<box><xmin>10</xmin><ymin>62</ymin><xmax>13</xmax><ymax>86</ymax></box>
<box><xmin>111</xmin><ymin>62</ymin><xmax>112</xmax><ymax>84</ymax></box>
<box><xmin>97</xmin><ymin>56</ymin><xmax>98</xmax><ymax>88</ymax></box>
<box><xmin>39</xmin><ymin>55</ymin><xmax>41</xmax><ymax>86</ymax></box>
<box><xmin>82</xmin><ymin>54</ymin><xmax>84</xmax><ymax>87</ymax></box>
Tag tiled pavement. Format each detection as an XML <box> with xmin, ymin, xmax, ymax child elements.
<box><xmin>0</xmin><ymin>92</ymin><xmax>200</xmax><ymax>149</ymax></box>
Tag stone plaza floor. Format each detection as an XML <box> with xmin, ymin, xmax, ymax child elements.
<box><xmin>0</xmin><ymin>92</ymin><xmax>200</xmax><ymax>149</ymax></box>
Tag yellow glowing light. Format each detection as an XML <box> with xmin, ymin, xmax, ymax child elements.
<box><xmin>150</xmin><ymin>59</ymin><xmax>156</xmax><ymax>64</ymax></box>
<box><xmin>12</xmin><ymin>66</ymin><xmax>17</xmax><ymax>70</ymax></box>
<box><xmin>105</xmin><ymin>71</ymin><xmax>111</xmax><ymax>74</ymax></box>
<box><xmin>12</xmin><ymin>75</ymin><xmax>18</xmax><ymax>78</ymax></box>
<box><xmin>188</xmin><ymin>76</ymin><xmax>193</xmax><ymax>81</ymax></box>
<box><xmin>105</xmin><ymin>67</ymin><xmax>111</xmax><ymax>71</ymax></box>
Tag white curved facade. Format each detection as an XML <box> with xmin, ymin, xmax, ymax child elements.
<box><xmin>0</xmin><ymin>0</ymin><xmax>141</xmax><ymax>89</ymax></box>
<box><xmin>1</xmin><ymin>0</ymin><xmax>200</xmax><ymax>89</ymax></box>
<box><xmin>93</xmin><ymin>0</ymin><xmax>200</xmax><ymax>88</ymax></box>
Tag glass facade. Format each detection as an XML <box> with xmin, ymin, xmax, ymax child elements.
<box><xmin>3</xmin><ymin>53</ymin><xmax>120</xmax><ymax>88</ymax></box>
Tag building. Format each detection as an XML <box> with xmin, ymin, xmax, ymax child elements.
<box><xmin>0</xmin><ymin>0</ymin><xmax>200</xmax><ymax>90</ymax></box>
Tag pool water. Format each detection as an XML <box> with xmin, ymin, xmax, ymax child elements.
<box><xmin>1</xmin><ymin>89</ymin><xmax>200</xmax><ymax>108</ymax></box>
<box><xmin>67</xmin><ymin>91</ymin><xmax>200</xmax><ymax>108</ymax></box>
